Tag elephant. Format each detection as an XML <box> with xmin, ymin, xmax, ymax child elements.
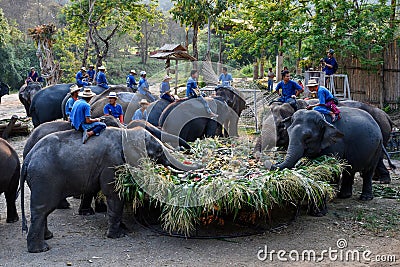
<box><xmin>254</xmin><ymin>99</ymin><xmax>394</xmax><ymax>183</ymax></box>
<box><xmin>0</xmin><ymin>138</ymin><xmax>19</xmax><ymax>223</ymax></box>
<box><xmin>0</xmin><ymin>82</ymin><xmax>10</xmax><ymax>104</ymax></box>
<box><xmin>23</xmin><ymin>116</ymin><xmax>122</xmax><ymax>159</ymax></box>
<box><xmin>159</xmin><ymin>97</ymin><xmax>235</xmax><ymax>142</ymax></box>
<box><xmin>30</xmin><ymin>84</ymin><xmax>107</xmax><ymax>127</ymax></box>
<box><xmin>126</xmin><ymin>119</ymin><xmax>191</xmax><ymax>150</ymax></box>
<box><xmin>273</xmin><ymin>107</ymin><xmax>383</xmax><ymax>201</ymax></box>
<box><xmin>215</xmin><ymin>86</ymin><xmax>247</xmax><ymax>136</ymax></box>
<box><xmin>146</xmin><ymin>99</ymin><xmax>172</xmax><ymax>127</ymax></box>
<box><xmin>19</xmin><ymin>82</ymin><xmax>42</xmax><ymax>116</ymax></box>
<box><xmin>21</xmin><ymin>127</ymin><xmax>199</xmax><ymax>253</ymax></box>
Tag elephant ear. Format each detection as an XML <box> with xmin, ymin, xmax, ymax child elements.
<box><xmin>321</xmin><ymin>120</ymin><xmax>344</xmax><ymax>150</ymax></box>
<box><xmin>281</xmin><ymin>116</ymin><xmax>293</xmax><ymax>129</ymax></box>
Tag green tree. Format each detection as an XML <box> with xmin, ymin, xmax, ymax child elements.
<box><xmin>62</xmin><ymin>0</ymin><xmax>154</xmax><ymax>68</ymax></box>
<box><xmin>170</xmin><ymin>0</ymin><xmax>229</xmax><ymax>60</ymax></box>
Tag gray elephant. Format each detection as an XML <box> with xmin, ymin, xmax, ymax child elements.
<box><xmin>0</xmin><ymin>82</ymin><xmax>9</xmax><ymax>104</ymax></box>
<box><xmin>273</xmin><ymin>107</ymin><xmax>383</xmax><ymax>201</ymax></box>
<box><xmin>21</xmin><ymin>127</ymin><xmax>199</xmax><ymax>253</ymax></box>
<box><xmin>0</xmin><ymin>138</ymin><xmax>19</xmax><ymax>223</ymax></box>
<box><xmin>19</xmin><ymin>82</ymin><xmax>42</xmax><ymax>116</ymax></box>
<box><xmin>159</xmin><ymin>97</ymin><xmax>235</xmax><ymax>142</ymax></box>
<box><xmin>215</xmin><ymin>86</ymin><xmax>247</xmax><ymax>136</ymax></box>
<box><xmin>146</xmin><ymin>99</ymin><xmax>172</xmax><ymax>127</ymax></box>
<box><xmin>255</xmin><ymin>99</ymin><xmax>394</xmax><ymax>183</ymax></box>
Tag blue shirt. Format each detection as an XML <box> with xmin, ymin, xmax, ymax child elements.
<box><xmin>87</xmin><ymin>69</ymin><xmax>96</xmax><ymax>81</ymax></box>
<box><xmin>103</xmin><ymin>103</ymin><xmax>124</xmax><ymax>119</ymax></box>
<box><xmin>27</xmin><ymin>71</ymin><xmax>38</xmax><ymax>83</ymax></box>
<box><xmin>219</xmin><ymin>73</ymin><xmax>233</xmax><ymax>86</ymax></box>
<box><xmin>70</xmin><ymin>99</ymin><xmax>91</xmax><ymax>130</ymax></box>
<box><xmin>97</xmin><ymin>71</ymin><xmax>109</xmax><ymax>89</ymax></box>
<box><xmin>132</xmin><ymin>108</ymin><xmax>148</xmax><ymax>121</ymax></box>
<box><xmin>138</xmin><ymin>77</ymin><xmax>149</xmax><ymax>95</ymax></box>
<box><xmin>317</xmin><ymin>86</ymin><xmax>334</xmax><ymax>104</ymax></box>
<box><xmin>186</xmin><ymin>77</ymin><xmax>198</xmax><ymax>97</ymax></box>
<box><xmin>76</xmin><ymin>71</ymin><xmax>88</xmax><ymax>87</ymax></box>
<box><xmin>160</xmin><ymin>81</ymin><xmax>170</xmax><ymax>95</ymax></box>
<box><xmin>275</xmin><ymin>80</ymin><xmax>303</xmax><ymax>103</ymax></box>
<box><xmin>65</xmin><ymin>97</ymin><xmax>77</xmax><ymax>118</ymax></box>
<box><xmin>126</xmin><ymin>74</ymin><xmax>137</xmax><ymax>88</ymax></box>
<box><xmin>323</xmin><ymin>57</ymin><xmax>338</xmax><ymax>75</ymax></box>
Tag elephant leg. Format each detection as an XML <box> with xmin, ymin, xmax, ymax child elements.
<box><xmin>56</xmin><ymin>198</ymin><xmax>70</xmax><ymax>209</ymax></box>
<box><xmin>5</xmin><ymin>190</ymin><xmax>19</xmax><ymax>223</ymax></box>
<box><xmin>205</xmin><ymin>120</ymin><xmax>218</xmax><ymax>138</ymax></box>
<box><xmin>78</xmin><ymin>193</ymin><xmax>95</xmax><ymax>215</ymax></box>
<box><xmin>373</xmin><ymin>156</ymin><xmax>391</xmax><ymax>184</ymax></box>
<box><xmin>100</xmin><ymin>169</ymin><xmax>125</xmax><ymax>239</ymax></box>
<box><xmin>94</xmin><ymin>194</ymin><xmax>108</xmax><ymax>213</ymax></box>
<box><xmin>360</xmin><ymin>169</ymin><xmax>374</xmax><ymax>201</ymax></box>
<box><xmin>44</xmin><ymin>218</ymin><xmax>53</xmax><ymax>240</ymax></box>
<box><xmin>338</xmin><ymin>168</ymin><xmax>355</xmax><ymax>199</ymax></box>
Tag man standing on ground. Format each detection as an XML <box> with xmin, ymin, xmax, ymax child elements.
<box><xmin>267</xmin><ymin>68</ymin><xmax>275</xmax><ymax>92</ymax></box>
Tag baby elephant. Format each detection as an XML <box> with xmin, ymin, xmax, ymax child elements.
<box><xmin>0</xmin><ymin>138</ymin><xmax>20</xmax><ymax>223</ymax></box>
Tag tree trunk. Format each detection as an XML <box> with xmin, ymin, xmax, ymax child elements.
<box><xmin>253</xmin><ymin>59</ymin><xmax>259</xmax><ymax>80</ymax></box>
<box><xmin>82</xmin><ymin>32</ymin><xmax>90</xmax><ymax>67</ymax></box>
<box><xmin>192</xmin><ymin>22</ymin><xmax>199</xmax><ymax>60</ymax></box>
<box><xmin>185</xmin><ymin>27</ymin><xmax>189</xmax><ymax>50</ymax></box>
<box><xmin>144</xmin><ymin>21</ymin><xmax>148</xmax><ymax>65</ymax></box>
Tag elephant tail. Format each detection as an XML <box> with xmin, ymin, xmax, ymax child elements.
<box><xmin>20</xmin><ymin>158</ymin><xmax>29</xmax><ymax>233</ymax></box>
<box><xmin>382</xmin><ymin>143</ymin><xmax>397</xmax><ymax>170</ymax></box>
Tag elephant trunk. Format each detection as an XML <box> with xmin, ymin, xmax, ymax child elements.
<box><xmin>159</xmin><ymin>131</ymin><xmax>191</xmax><ymax>150</ymax></box>
<box><xmin>162</xmin><ymin>147</ymin><xmax>200</xmax><ymax>172</ymax></box>
<box><xmin>275</xmin><ymin>140</ymin><xmax>304</xmax><ymax>170</ymax></box>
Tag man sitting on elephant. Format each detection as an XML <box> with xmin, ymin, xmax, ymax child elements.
<box><xmin>306</xmin><ymin>79</ymin><xmax>341</xmax><ymax>122</ymax></box>
<box><xmin>103</xmin><ymin>92</ymin><xmax>124</xmax><ymax>123</ymax></box>
<box><xmin>70</xmin><ymin>88</ymin><xmax>106</xmax><ymax>144</ymax></box>
<box><xmin>138</xmin><ymin>71</ymin><xmax>156</xmax><ymax>102</ymax></box>
<box><xmin>186</xmin><ymin>69</ymin><xmax>218</xmax><ymax>118</ymax></box>
<box><xmin>96</xmin><ymin>66</ymin><xmax>110</xmax><ymax>89</ymax></box>
<box><xmin>76</xmin><ymin>67</ymin><xmax>90</xmax><ymax>87</ymax></box>
<box><xmin>275</xmin><ymin>70</ymin><xmax>303</xmax><ymax>110</ymax></box>
<box><xmin>160</xmin><ymin>75</ymin><xmax>175</xmax><ymax>103</ymax></box>
<box><xmin>65</xmin><ymin>84</ymin><xmax>80</xmax><ymax>120</ymax></box>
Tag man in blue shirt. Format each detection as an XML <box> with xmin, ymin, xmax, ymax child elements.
<box><xmin>76</xmin><ymin>67</ymin><xmax>90</xmax><ymax>87</ymax></box>
<box><xmin>275</xmin><ymin>70</ymin><xmax>303</xmax><ymax>109</ymax></box>
<box><xmin>26</xmin><ymin>67</ymin><xmax>39</xmax><ymax>85</ymax></box>
<box><xmin>160</xmin><ymin>75</ymin><xmax>172</xmax><ymax>96</ymax></box>
<box><xmin>186</xmin><ymin>70</ymin><xmax>217</xmax><ymax>118</ymax></box>
<box><xmin>132</xmin><ymin>99</ymin><xmax>149</xmax><ymax>121</ymax></box>
<box><xmin>65</xmin><ymin>84</ymin><xmax>80</xmax><ymax>120</ymax></box>
<box><xmin>306</xmin><ymin>79</ymin><xmax>341</xmax><ymax>122</ymax></box>
<box><xmin>70</xmin><ymin>88</ymin><xmax>106</xmax><ymax>143</ymax></box>
<box><xmin>138</xmin><ymin>71</ymin><xmax>156</xmax><ymax>102</ymax></box>
<box><xmin>219</xmin><ymin>67</ymin><xmax>233</xmax><ymax>87</ymax></box>
<box><xmin>103</xmin><ymin>92</ymin><xmax>124</xmax><ymax>123</ymax></box>
<box><xmin>96</xmin><ymin>66</ymin><xmax>110</xmax><ymax>89</ymax></box>
<box><xmin>322</xmin><ymin>49</ymin><xmax>338</xmax><ymax>76</ymax></box>
<box><xmin>126</xmin><ymin>69</ymin><xmax>137</xmax><ymax>91</ymax></box>
<box><xmin>87</xmin><ymin>65</ymin><xmax>96</xmax><ymax>83</ymax></box>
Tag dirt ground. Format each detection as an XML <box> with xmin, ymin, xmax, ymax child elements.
<box><xmin>0</xmin><ymin>92</ymin><xmax>399</xmax><ymax>267</ymax></box>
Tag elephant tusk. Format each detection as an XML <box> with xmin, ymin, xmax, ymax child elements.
<box><xmin>167</xmin><ymin>166</ymin><xmax>185</xmax><ymax>173</ymax></box>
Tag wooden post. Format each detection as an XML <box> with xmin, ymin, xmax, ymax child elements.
<box><xmin>175</xmin><ymin>59</ymin><xmax>179</xmax><ymax>95</ymax></box>
<box><xmin>2</xmin><ymin>115</ymin><xmax>18</xmax><ymax>139</ymax></box>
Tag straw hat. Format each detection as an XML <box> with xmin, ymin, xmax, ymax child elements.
<box><xmin>81</xmin><ymin>66</ymin><xmax>87</xmax><ymax>72</ymax></box>
<box><xmin>130</xmin><ymin>69</ymin><xmax>137</xmax><ymax>75</ymax></box>
<box><xmin>78</xmin><ymin>88</ymin><xmax>96</xmax><ymax>98</ymax></box>
<box><xmin>139</xmin><ymin>99</ymin><xmax>149</xmax><ymax>105</ymax></box>
<box><xmin>163</xmin><ymin>75</ymin><xmax>172</xmax><ymax>82</ymax></box>
<box><xmin>306</xmin><ymin>80</ymin><xmax>319</xmax><ymax>87</ymax></box>
<box><xmin>69</xmin><ymin>84</ymin><xmax>80</xmax><ymax>94</ymax></box>
<box><xmin>106</xmin><ymin>92</ymin><xmax>118</xmax><ymax>99</ymax></box>
<box><xmin>98</xmin><ymin>66</ymin><xmax>106</xmax><ymax>70</ymax></box>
